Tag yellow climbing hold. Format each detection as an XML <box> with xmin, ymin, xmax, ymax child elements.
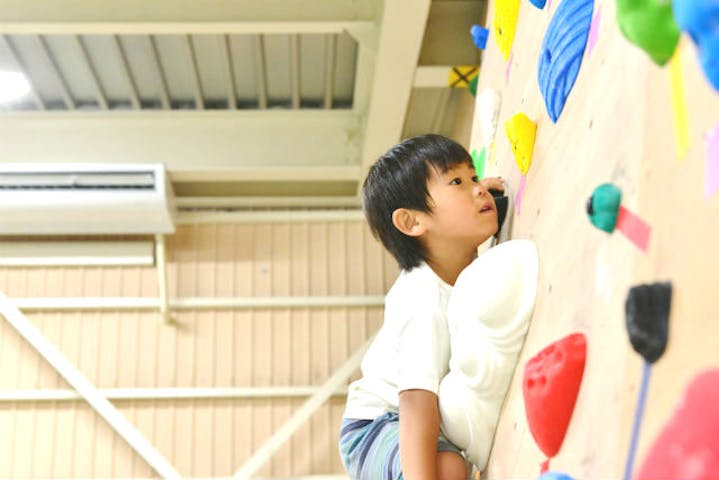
<box><xmin>505</xmin><ymin>112</ymin><xmax>537</xmax><ymax>175</ymax></box>
<box><xmin>493</xmin><ymin>0</ymin><xmax>520</xmax><ymax>60</ymax></box>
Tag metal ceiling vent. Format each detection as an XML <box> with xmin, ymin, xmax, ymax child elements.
<box><xmin>0</xmin><ymin>163</ymin><xmax>176</xmax><ymax>234</ymax></box>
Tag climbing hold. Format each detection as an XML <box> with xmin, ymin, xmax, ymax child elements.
<box><xmin>625</xmin><ymin>282</ymin><xmax>672</xmax><ymax>363</ymax></box>
<box><xmin>505</xmin><ymin>112</ymin><xmax>537</xmax><ymax>175</ymax></box>
<box><xmin>493</xmin><ymin>0</ymin><xmax>521</xmax><ymax>60</ymax></box>
<box><xmin>636</xmin><ymin>369</ymin><xmax>719</xmax><ymax>479</ymax></box>
<box><xmin>616</xmin><ymin>0</ymin><xmax>680</xmax><ymax>65</ymax></box>
<box><xmin>471</xmin><ymin>147</ymin><xmax>487</xmax><ymax>180</ymax></box>
<box><xmin>586</xmin><ymin>183</ymin><xmax>622</xmax><ymax>233</ymax></box>
<box><xmin>673</xmin><ymin>0</ymin><xmax>719</xmax><ymax>90</ymax></box>
<box><xmin>523</xmin><ymin>333</ymin><xmax>587</xmax><ymax>459</ymax></box>
<box><xmin>477</xmin><ymin>89</ymin><xmax>502</xmax><ymax>147</ymax></box>
<box><xmin>469</xmin><ymin>75</ymin><xmax>479</xmax><ymax>96</ymax></box>
<box><xmin>537</xmin><ymin>472</ymin><xmax>576</xmax><ymax>480</ymax></box>
<box><xmin>470</xmin><ymin>25</ymin><xmax>490</xmax><ymax>50</ymax></box>
<box><xmin>538</xmin><ymin>0</ymin><xmax>594</xmax><ymax>122</ymax></box>
<box><xmin>530</xmin><ymin>0</ymin><xmax>547</xmax><ymax>10</ymax></box>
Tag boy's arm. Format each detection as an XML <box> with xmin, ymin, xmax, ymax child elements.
<box><xmin>399</xmin><ymin>388</ymin><xmax>440</xmax><ymax>480</ymax></box>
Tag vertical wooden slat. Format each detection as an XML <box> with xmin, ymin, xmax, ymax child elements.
<box><xmin>290</xmin><ymin>222</ymin><xmax>312</xmax><ymax>474</ymax></box>
<box><xmin>233</xmin><ymin>223</ymin><xmax>254</xmax><ymax>470</ymax></box>
<box><xmin>271</xmin><ymin>224</ymin><xmax>292</xmax><ymax>476</ymax></box>
<box><xmin>215</xmin><ymin>224</ymin><xmax>235</xmax><ymax>475</ymax></box>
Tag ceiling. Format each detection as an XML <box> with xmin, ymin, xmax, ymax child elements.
<box><xmin>0</xmin><ymin>0</ymin><xmax>483</xmax><ymax>209</ymax></box>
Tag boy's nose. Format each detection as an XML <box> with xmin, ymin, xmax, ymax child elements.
<box><xmin>472</xmin><ymin>184</ymin><xmax>487</xmax><ymax>198</ymax></box>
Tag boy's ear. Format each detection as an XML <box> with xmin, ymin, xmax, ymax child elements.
<box><xmin>391</xmin><ymin>208</ymin><xmax>427</xmax><ymax>237</ymax></box>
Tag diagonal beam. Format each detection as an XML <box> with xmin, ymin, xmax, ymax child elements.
<box><xmin>233</xmin><ymin>336</ymin><xmax>373</xmax><ymax>478</ymax></box>
<box><xmin>0</xmin><ymin>293</ymin><xmax>181</xmax><ymax>479</ymax></box>
<box><xmin>356</xmin><ymin>0</ymin><xmax>432</xmax><ymax>193</ymax></box>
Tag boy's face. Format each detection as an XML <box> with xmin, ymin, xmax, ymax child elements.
<box><xmin>421</xmin><ymin>162</ymin><xmax>498</xmax><ymax>248</ymax></box>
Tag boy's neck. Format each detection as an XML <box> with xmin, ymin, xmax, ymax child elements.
<box><xmin>424</xmin><ymin>244</ymin><xmax>477</xmax><ymax>286</ymax></box>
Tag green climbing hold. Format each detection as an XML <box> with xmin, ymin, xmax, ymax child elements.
<box><xmin>471</xmin><ymin>147</ymin><xmax>486</xmax><ymax>180</ymax></box>
<box><xmin>587</xmin><ymin>183</ymin><xmax>622</xmax><ymax>233</ymax></box>
<box><xmin>469</xmin><ymin>75</ymin><xmax>479</xmax><ymax>97</ymax></box>
<box><xmin>616</xmin><ymin>0</ymin><xmax>681</xmax><ymax>65</ymax></box>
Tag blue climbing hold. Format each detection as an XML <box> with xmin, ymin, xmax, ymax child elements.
<box><xmin>470</xmin><ymin>25</ymin><xmax>490</xmax><ymax>50</ymax></box>
<box><xmin>537</xmin><ymin>472</ymin><xmax>576</xmax><ymax>480</ymax></box>
<box><xmin>673</xmin><ymin>0</ymin><xmax>719</xmax><ymax>91</ymax></box>
<box><xmin>537</xmin><ymin>0</ymin><xmax>595</xmax><ymax>122</ymax></box>
<box><xmin>530</xmin><ymin>0</ymin><xmax>547</xmax><ymax>10</ymax></box>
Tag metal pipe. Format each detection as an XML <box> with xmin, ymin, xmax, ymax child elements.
<box><xmin>11</xmin><ymin>295</ymin><xmax>384</xmax><ymax>311</ymax></box>
<box><xmin>0</xmin><ymin>386</ymin><xmax>349</xmax><ymax>402</ymax></box>
<box><xmin>177</xmin><ymin>209</ymin><xmax>364</xmax><ymax>224</ymax></box>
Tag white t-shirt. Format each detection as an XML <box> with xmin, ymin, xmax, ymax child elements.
<box><xmin>343</xmin><ymin>262</ymin><xmax>452</xmax><ymax>420</ymax></box>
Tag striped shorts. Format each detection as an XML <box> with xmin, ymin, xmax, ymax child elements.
<box><xmin>338</xmin><ymin>411</ymin><xmax>463</xmax><ymax>480</ymax></box>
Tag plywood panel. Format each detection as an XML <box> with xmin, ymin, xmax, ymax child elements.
<box><xmin>467</xmin><ymin>0</ymin><xmax>719</xmax><ymax>476</ymax></box>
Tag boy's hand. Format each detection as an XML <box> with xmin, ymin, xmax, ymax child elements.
<box><xmin>480</xmin><ymin>176</ymin><xmax>504</xmax><ymax>193</ymax></box>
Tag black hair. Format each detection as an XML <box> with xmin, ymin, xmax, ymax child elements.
<box><xmin>362</xmin><ymin>134</ymin><xmax>473</xmax><ymax>270</ymax></box>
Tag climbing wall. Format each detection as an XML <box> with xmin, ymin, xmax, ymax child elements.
<box><xmin>469</xmin><ymin>0</ymin><xmax>719</xmax><ymax>476</ymax></box>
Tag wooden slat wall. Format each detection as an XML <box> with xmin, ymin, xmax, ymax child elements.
<box><xmin>0</xmin><ymin>221</ymin><xmax>398</xmax><ymax>478</ymax></box>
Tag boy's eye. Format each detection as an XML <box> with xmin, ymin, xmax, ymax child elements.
<box><xmin>450</xmin><ymin>178</ymin><xmax>462</xmax><ymax>185</ymax></box>
<box><xmin>472</xmin><ymin>176</ymin><xmax>479</xmax><ymax>183</ymax></box>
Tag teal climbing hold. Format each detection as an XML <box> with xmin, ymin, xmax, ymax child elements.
<box><xmin>586</xmin><ymin>183</ymin><xmax>622</xmax><ymax>233</ymax></box>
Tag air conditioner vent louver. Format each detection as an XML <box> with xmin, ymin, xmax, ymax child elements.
<box><xmin>0</xmin><ymin>171</ymin><xmax>156</xmax><ymax>190</ymax></box>
<box><xmin>0</xmin><ymin>164</ymin><xmax>176</xmax><ymax>235</ymax></box>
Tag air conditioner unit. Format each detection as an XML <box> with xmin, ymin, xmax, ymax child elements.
<box><xmin>0</xmin><ymin>163</ymin><xmax>176</xmax><ymax>235</ymax></box>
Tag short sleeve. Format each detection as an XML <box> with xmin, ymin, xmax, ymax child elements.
<box><xmin>396</xmin><ymin>288</ymin><xmax>450</xmax><ymax>394</ymax></box>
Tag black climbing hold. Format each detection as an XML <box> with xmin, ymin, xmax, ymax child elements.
<box><xmin>625</xmin><ymin>282</ymin><xmax>672</xmax><ymax>363</ymax></box>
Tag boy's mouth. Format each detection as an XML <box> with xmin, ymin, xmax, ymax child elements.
<box><xmin>479</xmin><ymin>203</ymin><xmax>495</xmax><ymax>213</ymax></box>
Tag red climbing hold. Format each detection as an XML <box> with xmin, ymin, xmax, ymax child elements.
<box><xmin>523</xmin><ymin>332</ymin><xmax>587</xmax><ymax>458</ymax></box>
<box><xmin>635</xmin><ymin>369</ymin><xmax>719</xmax><ymax>480</ymax></box>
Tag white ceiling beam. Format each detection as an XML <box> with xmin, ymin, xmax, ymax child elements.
<box><xmin>183</xmin><ymin>35</ymin><xmax>204</xmax><ymax>110</ymax></box>
<box><xmin>291</xmin><ymin>34</ymin><xmax>301</xmax><ymax>110</ymax></box>
<box><xmin>220</xmin><ymin>35</ymin><xmax>237</xmax><ymax>110</ymax></box>
<box><xmin>75</xmin><ymin>35</ymin><xmax>108</xmax><ymax>110</ymax></box>
<box><xmin>146</xmin><ymin>35</ymin><xmax>171</xmax><ymax>110</ymax></box>
<box><xmin>323</xmin><ymin>34</ymin><xmax>337</xmax><ymax>109</ymax></box>
<box><xmin>0</xmin><ymin>111</ymin><xmax>361</xmax><ymax>179</ymax></box>
<box><xmin>0</xmin><ymin>0</ymin><xmax>377</xmax><ymax>23</ymax></box>
<box><xmin>254</xmin><ymin>35</ymin><xmax>268</xmax><ymax>109</ymax></box>
<box><xmin>35</xmin><ymin>35</ymin><xmax>75</xmax><ymax>109</ymax></box>
<box><xmin>0</xmin><ymin>294</ymin><xmax>181</xmax><ymax>479</ymax></box>
<box><xmin>112</xmin><ymin>35</ymin><xmax>141</xmax><ymax>110</ymax></box>
<box><xmin>357</xmin><ymin>0</ymin><xmax>432</xmax><ymax>192</ymax></box>
<box><xmin>0</xmin><ymin>21</ymin><xmax>377</xmax><ymax>35</ymax></box>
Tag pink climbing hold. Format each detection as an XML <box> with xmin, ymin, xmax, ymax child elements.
<box><xmin>523</xmin><ymin>332</ymin><xmax>587</xmax><ymax>459</ymax></box>
<box><xmin>635</xmin><ymin>369</ymin><xmax>719</xmax><ymax>480</ymax></box>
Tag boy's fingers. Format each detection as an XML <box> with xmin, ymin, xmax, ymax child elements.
<box><xmin>481</xmin><ymin>177</ymin><xmax>504</xmax><ymax>191</ymax></box>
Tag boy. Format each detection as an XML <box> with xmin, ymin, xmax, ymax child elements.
<box><xmin>339</xmin><ymin>134</ymin><xmax>506</xmax><ymax>480</ymax></box>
